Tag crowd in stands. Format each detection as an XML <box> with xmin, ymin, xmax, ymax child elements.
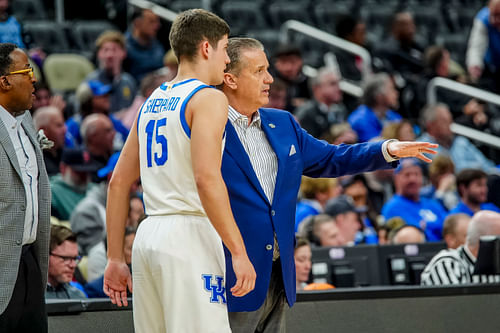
<box><xmin>3</xmin><ymin>0</ymin><xmax>500</xmax><ymax>299</ymax></box>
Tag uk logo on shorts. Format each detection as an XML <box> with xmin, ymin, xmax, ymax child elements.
<box><xmin>202</xmin><ymin>274</ymin><xmax>227</xmax><ymax>304</ymax></box>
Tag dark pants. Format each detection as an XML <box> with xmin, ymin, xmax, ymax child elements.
<box><xmin>229</xmin><ymin>259</ymin><xmax>288</xmax><ymax>333</ymax></box>
<box><xmin>0</xmin><ymin>245</ymin><xmax>47</xmax><ymax>333</ymax></box>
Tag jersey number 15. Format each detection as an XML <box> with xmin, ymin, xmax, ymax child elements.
<box><xmin>145</xmin><ymin>118</ymin><xmax>168</xmax><ymax>167</ymax></box>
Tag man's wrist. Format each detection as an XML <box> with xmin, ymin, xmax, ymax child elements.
<box><xmin>382</xmin><ymin>139</ymin><xmax>399</xmax><ymax>162</ymax></box>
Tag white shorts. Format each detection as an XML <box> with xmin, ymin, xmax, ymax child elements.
<box><xmin>132</xmin><ymin>215</ymin><xmax>231</xmax><ymax>333</ymax></box>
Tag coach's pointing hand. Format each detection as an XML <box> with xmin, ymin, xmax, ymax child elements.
<box><xmin>388</xmin><ymin>141</ymin><xmax>439</xmax><ymax>163</ymax></box>
<box><xmin>231</xmin><ymin>253</ymin><xmax>257</xmax><ymax>297</ymax></box>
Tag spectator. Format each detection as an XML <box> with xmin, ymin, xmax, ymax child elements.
<box><xmin>348</xmin><ymin>73</ymin><xmax>402</xmax><ymax>142</ymax></box>
<box><xmin>375</xmin><ymin>11</ymin><xmax>424</xmax><ymax>77</ymax></box>
<box><xmin>341</xmin><ymin>174</ymin><xmax>383</xmax><ymax>239</ymax></box>
<box><xmin>418</xmin><ymin>103</ymin><xmax>496</xmax><ymax>172</ymax></box>
<box><xmin>443</xmin><ymin>213</ymin><xmax>471</xmax><ymax>249</ymax></box>
<box><xmin>322</xmin><ymin>122</ymin><xmax>358</xmax><ymax>145</ymax></box>
<box><xmin>70</xmin><ymin>152</ymin><xmax>119</xmax><ymax>255</ymax></box>
<box><xmin>86</xmin><ymin>30</ymin><xmax>137</xmax><ymax>113</ymax></box>
<box><xmin>296</xmin><ymin>68</ymin><xmax>347</xmax><ymax>138</ymax></box>
<box><xmin>295</xmin><ymin>176</ymin><xmax>340</xmax><ymax>232</ymax></box>
<box><xmin>46</xmin><ymin>225</ymin><xmax>86</xmax><ymax>299</ymax></box>
<box><xmin>80</xmin><ymin>113</ymin><xmax>116</xmax><ymax>182</ymax></box>
<box><xmin>50</xmin><ymin>148</ymin><xmax>100</xmax><ymax>221</ymax></box>
<box><xmin>66</xmin><ymin>80</ymin><xmax>128</xmax><ymax>149</ymax></box>
<box><xmin>31</xmin><ymin>81</ymin><xmax>66</xmax><ymax>116</ymax></box>
<box><xmin>390</xmin><ymin>225</ymin><xmax>426</xmax><ymax>244</ymax></box>
<box><xmin>294</xmin><ymin>238</ymin><xmax>312</xmax><ymax>291</ymax></box>
<box><xmin>382</xmin><ymin>158</ymin><xmax>447</xmax><ymax>241</ymax></box>
<box><xmin>466</xmin><ymin>0</ymin><xmax>500</xmax><ymax>92</ymax></box>
<box><xmin>270</xmin><ymin>44</ymin><xmax>311</xmax><ymax>112</ymax></box>
<box><xmin>162</xmin><ymin>49</ymin><xmax>178</xmax><ymax>78</ymax></box>
<box><xmin>33</xmin><ymin>106</ymin><xmax>66</xmax><ymax>176</ymax></box>
<box><xmin>421</xmin><ymin>210</ymin><xmax>500</xmax><ymax>285</ymax></box>
<box><xmin>0</xmin><ymin>0</ymin><xmax>25</xmax><ymax>48</ymax></box>
<box><xmin>420</xmin><ymin>155</ymin><xmax>459</xmax><ymax>211</ymax></box>
<box><xmin>84</xmin><ymin>227</ymin><xmax>136</xmax><ymax>298</ymax></box>
<box><xmin>335</xmin><ymin>14</ymin><xmax>368</xmax><ymax>82</ymax></box>
<box><xmin>127</xmin><ymin>193</ymin><xmax>144</xmax><ymax>228</ymax></box>
<box><xmin>264</xmin><ymin>78</ymin><xmax>288</xmax><ymax>111</ymax></box>
<box><xmin>309</xmin><ymin>214</ymin><xmax>345</xmax><ymax>247</ymax></box>
<box><xmin>125</xmin><ymin>8</ymin><xmax>164</xmax><ymax>82</ymax></box>
<box><xmin>114</xmin><ymin>71</ymin><xmax>170</xmax><ymax>129</ymax></box>
<box><xmin>325</xmin><ymin>195</ymin><xmax>377</xmax><ymax>245</ymax></box>
<box><xmin>381</xmin><ymin>119</ymin><xmax>416</xmax><ymax>142</ymax></box>
<box><xmin>449</xmin><ymin>169</ymin><xmax>500</xmax><ymax>216</ymax></box>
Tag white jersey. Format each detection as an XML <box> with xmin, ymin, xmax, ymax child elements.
<box><xmin>137</xmin><ymin>78</ymin><xmax>214</xmax><ymax>217</ymax></box>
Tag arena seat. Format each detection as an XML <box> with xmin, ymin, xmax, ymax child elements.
<box><xmin>313</xmin><ymin>2</ymin><xmax>352</xmax><ymax>34</ymax></box>
<box><xmin>268</xmin><ymin>2</ymin><xmax>313</xmax><ymax>28</ymax></box>
<box><xmin>169</xmin><ymin>0</ymin><xmax>203</xmax><ymax>13</ymax></box>
<box><xmin>23</xmin><ymin>21</ymin><xmax>70</xmax><ymax>53</ymax></box>
<box><xmin>43</xmin><ymin>53</ymin><xmax>95</xmax><ymax>92</ymax></box>
<box><xmin>72</xmin><ymin>21</ymin><xmax>118</xmax><ymax>52</ymax></box>
<box><xmin>11</xmin><ymin>0</ymin><xmax>47</xmax><ymax>20</ymax></box>
<box><xmin>246</xmin><ymin>29</ymin><xmax>281</xmax><ymax>57</ymax></box>
<box><xmin>220</xmin><ymin>2</ymin><xmax>269</xmax><ymax>36</ymax></box>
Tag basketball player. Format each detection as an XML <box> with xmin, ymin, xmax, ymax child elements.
<box><xmin>102</xmin><ymin>9</ymin><xmax>256</xmax><ymax>332</ymax></box>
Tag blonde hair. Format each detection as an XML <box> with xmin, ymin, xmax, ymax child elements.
<box><xmin>300</xmin><ymin>177</ymin><xmax>337</xmax><ymax>199</ymax></box>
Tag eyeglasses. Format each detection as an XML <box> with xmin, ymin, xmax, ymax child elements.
<box><xmin>50</xmin><ymin>252</ymin><xmax>82</xmax><ymax>264</ymax></box>
<box><xmin>6</xmin><ymin>67</ymin><xmax>34</xmax><ymax>79</ymax></box>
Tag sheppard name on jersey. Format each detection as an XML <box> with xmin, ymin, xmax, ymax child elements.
<box><xmin>144</xmin><ymin>97</ymin><xmax>181</xmax><ymax>114</ymax></box>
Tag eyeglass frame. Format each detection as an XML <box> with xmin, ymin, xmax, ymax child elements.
<box><xmin>5</xmin><ymin>67</ymin><xmax>34</xmax><ymax>79</ymax></box>
<box><xmin>50</xmin><ymin>252</ymin><xmax>82</xmax><ymax>264</ymax></box>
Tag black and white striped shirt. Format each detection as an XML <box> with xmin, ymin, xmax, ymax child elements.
<box><xmin>421</xmin><ymin>245</ymin><xmax>500</xmax><ymax>286</ymax></box>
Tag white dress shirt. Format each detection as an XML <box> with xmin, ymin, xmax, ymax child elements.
<box><xmin>0</xmin><ymin>107</ymin><xmax>38</xmax><ymax>245</ymax></box>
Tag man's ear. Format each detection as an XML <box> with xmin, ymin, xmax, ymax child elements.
<box><xmin>200</xmin><ymin>40</ymin><xmax>211</xmax><ymax>59</ymax></box>
<box><xmin>223</xmin><ymin>72</ymin><xmax>237</xmax><ymax>90</ymax></box>
<box><xmin>0</xmin><ymin>76</ymin><xmax>11</xmax><ymax>91</ymax></box>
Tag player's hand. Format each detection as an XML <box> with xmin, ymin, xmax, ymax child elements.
<box><xmin>230</xmin><ymin>254</ymin><xmax>256</xmax><ymax>297</ymax></box>
<box><xmin>103</xmin><ymin>259</ymin><xmax>133</xmax><ymax>307</ymax></box>
<box><xmin>388</xmin><ymin>141</ymin><xmax>438</xmax><ymax>163</ymax></box>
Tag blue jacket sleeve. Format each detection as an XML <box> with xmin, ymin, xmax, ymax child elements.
<box><xmin>288</xmin><ymin>114</ymin><xmax>397</xmax><ymax>177</ymax></box>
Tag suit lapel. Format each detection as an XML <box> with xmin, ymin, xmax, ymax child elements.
<box><xmin>0</xmin><ymin>112</ymin><xmax>22</xmax><ymax>180</ymax></box>
<box><xmin>224</xmin><ymin>121</ymin><xmax>269</xmax><ymax>203</ymax></box>
<box><xmin>259</xmin><ymin>110</ymin><xmax>288</xmax><ymax>203</ymax></box>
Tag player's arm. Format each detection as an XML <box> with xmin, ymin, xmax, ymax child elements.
<box><xmin>103</xmin><ymin>114</ymin><xmax>141</xmax><ymax>307</ymax></box>
<box><xmin>188</xmin><ymin>88</ymin><xmax>256</xmax><ymax>297</ymax></box>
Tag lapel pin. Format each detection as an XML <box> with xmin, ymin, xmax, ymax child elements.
<box><xmin>268</xmin><ymin>123</ymin><xmax>276</xmax><ymax>128</ymax></box>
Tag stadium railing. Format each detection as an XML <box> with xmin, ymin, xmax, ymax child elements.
<box><xmin>427</xmin><ymin>77</ymin><xmax>500</xmax><ymax>150</ymax></box>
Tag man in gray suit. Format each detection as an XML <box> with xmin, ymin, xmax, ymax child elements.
<box><xmin>0</xmin><ymin>43</ymin><xmax>51</xmax><ymax>332</ymax></box>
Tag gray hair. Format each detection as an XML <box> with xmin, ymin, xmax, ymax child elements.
<box><xmin>80</xmin><ymin>113</ymin><xmax>111</xmax><ymax>144</ymax></box>
<box><xmin>419</xmin><ymin>103</ymin><xmax>449</xmax><ymax>128</ymax></box>
<box><xmin>310</xmin><ymin>67</ymin><xmax>339</xmax><ymax>89</ymax></box>
<box><xmin>225</xmin><ymin>37</ymin><xmax>264</xmax><ymax>75</ymax></box>
<box><xmin>361</xmin><ymin>73</ymin><xmax>391</xmax><ymax>108</ymax></box>
<box><xmin>466</xmin><ymin>211</ymin><xmax>500</xmax><ymax>247</ymax></box>
<box><xmin>33</xmin><ymin>106</ymin><xmax>61</xmax><ymax>130</ymax></box>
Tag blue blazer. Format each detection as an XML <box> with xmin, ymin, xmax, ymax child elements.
<box><xmin>222</xmin><ymin>108</ymin><xmax>396</xmax><ymax>312</ymax></box>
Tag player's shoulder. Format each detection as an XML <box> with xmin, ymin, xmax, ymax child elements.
<box><xmin>189</xmin><ymin>87</ymin><xmax>227</xmax><ymax>105</ymax></box>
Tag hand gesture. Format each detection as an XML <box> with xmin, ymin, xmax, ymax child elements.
<box><xmin>388</xmin><ymin>141</ymin><xmax>438</xmax><ymax>163</ymax></box>
<box><xmin>103</xmin><ymin>259</ymin><xmax>133</xmax><ymax>307</ymax></box>
<box><xmin>230</xmin><ymin>254</ymin><xmax>256</xmax><ymax>297</ymax></box>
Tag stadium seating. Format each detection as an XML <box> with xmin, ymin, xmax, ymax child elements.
<box><xmin>11</xmin><ymin>0</ymin><xmax>47</xmax><ymax>21</ymax></box>
<box><xmin>43</xmin><ymin>53</ymin><xmax>94</xmax><ymax>92</ymax></box>
<box><xmin>23</xmin><ymin>21</ymin><xmax>70</xmax><ymax>54</ymax></box>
